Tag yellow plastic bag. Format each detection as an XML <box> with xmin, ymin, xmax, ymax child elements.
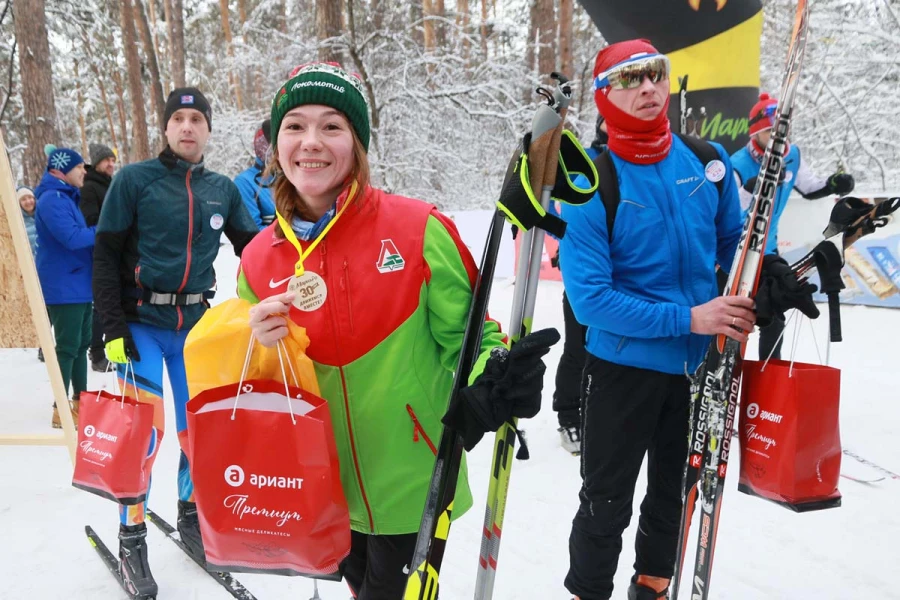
<box><xmin>184</xmin><ymin>298</ymin><xmax>320</xmax><ymax>399</ymax></box>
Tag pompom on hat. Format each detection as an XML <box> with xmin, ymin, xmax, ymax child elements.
<box><xmin>748</xmin><ymin>92</ymin><xmax>778</xmax><ymax>136</ymax></box>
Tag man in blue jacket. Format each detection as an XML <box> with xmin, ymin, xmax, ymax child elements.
<box><xmin>34</xmin><ymin>147</ymin><xmax>92</xmax><ymax>429</ymax></box>
<box><xmin>233</xmin><ymin>119</ymin><xmax>275</xmax><ymax>230</ymax></box>
<box><xmin>732</xmin><ymin>92</ymin><xmax>854</xmax><ymax>360</ymax></box>
<box><xmin>560</xmin><ymin>40</ymin><xmax>816</xmax><ymax>600</ymax></box>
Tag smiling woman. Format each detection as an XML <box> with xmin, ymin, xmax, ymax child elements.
<box><xmin>233</xmin><ymin>62</ymin><xmax>558</xmax><ymax>600</ymax></box>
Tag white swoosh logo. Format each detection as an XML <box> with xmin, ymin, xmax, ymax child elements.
<box><xmin>268</xmin><ymin>275</ymin><xmax>293</xmax><ymax>288</ymax></box>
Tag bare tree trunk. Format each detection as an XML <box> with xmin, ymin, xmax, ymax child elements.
<box><xmin>315</xmin><ymin>0</ymin><xmax>343</xmax><ymax>63</ymax></box>
<box><xmin>80</xmin><ymin>30</ymin><xmax>120</xmax><ymax>154</ymax></box>
<box><xmin>75</xmin><ymin>61</ymin><xmax>88</xmax><ymax>158</ymax></box>
<box><xmin>536</xmin><ymin>0</ymin><xmax>555</xmax><ymax>77</ymax></box>
<box><xmin>165</xmin><ymin>0</ymin><xmax>186</xmax><ymax>87</ymax></box>
<box><xmin>110</xmin><ymin>69</ymin><xmax>130</xmax><ymax>163</ymax></box>
<box><xmin>12</xmin><ymin>0</ymin><xmax>60</xmax><ymax>185</ymax></box>
<box><xmin>525</xmin><ymin>0</ymin><xmax>538</xmax><ymax>74</ymax></box>
<box><xmin>345</xmin><ymin>0</ymin><xmax>379</xmax><ymax>153</ymax></box>
<box><xmin>372</xmin><ymin>0</ymin><xmax>385</xmax><ymax>30</ymax></box>
<box><xmin>434</xmin><ymin>0</ymin><xmax>445</xmax><ymax>49</ymax></box>
<box><xmin>410</xmin><ymin>1</ymin><xmax>423</xmax><ymax>46</ymax></box>
<box><xmin>121</xmin><ymin>0</ymin><xmax>151</xmax><ymax>161</ymax></box>
<box><xmin>559</xmin><ymin>0</ymin><xmax>573</xmax><ymax>79</ymax></box>
<box><xmin>135</xmin><ymin>0</ymin><xmax>166</xmax><ymax>140</ymax></box>
<box><xmin>456</xmin><ymin>0</ymin><xmax>470</xmax><ymax>59</ymax></box>
<box><xmin>218</xmin><ymin>0</ymin><xmax>244</xmax><ymax>110</ymax></box>
<box><xmin>278</xmin><ymin>0</ymin><xmax>288</xmax><ymax>34</ymax></box>
<box><xmin>145</xmin><ymin>0</ymin><xmax>168</xmax><ymax>93</ymax></box>
<box><xmin>423</xmin><ymin>0</ymin><xmax>435</xmax><ymax>54</ymax></box>
<box><xmin>236</xmin><ymin>0</ymin><xmax>259</xmax><ymax>109</ymax></box>
<box><xmin>480</xmin><ymin>0</ymin><xmax>488</xmax><ymax>57</ymax></box>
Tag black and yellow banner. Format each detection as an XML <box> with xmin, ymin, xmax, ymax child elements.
<box><xmin>577</xmin><ymin>0</ymin><xmax>763</xmax><ymax>153</ymax></box>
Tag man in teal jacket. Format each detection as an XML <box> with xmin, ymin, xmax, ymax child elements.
<box><xmin>92</xmin><ymin>87</ymin><xmax>258</xmax><ymax>597</ymax></box>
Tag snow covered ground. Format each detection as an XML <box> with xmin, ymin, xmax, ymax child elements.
<box><xmin>2</xmin><ymin>198</ymin><xmax>899</xmax><ymax>599</ymax></box>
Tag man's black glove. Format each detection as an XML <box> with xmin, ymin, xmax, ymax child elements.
<box><xmin>742</xmin><ymin>170</ymin><xmax>785</xmax><ymax>195</ymax></box>
<box><xmin>442</xmin><ymin>328</ymin><xmax>560</xmax><ymax>451</ymax></box>
<box><xmin>827</xmin><ymin>172</ymin><xmax>855</xmax><ymax>196</ymax></box>
<box><xmin>550</xmin><ymin>247</ymin><xmax>560</xmax><ymax>269</ymax></box>
<box><xmin>755</xmin><ymin>255</ymin><xmax>820</xmax><ymax>327</ymax></box>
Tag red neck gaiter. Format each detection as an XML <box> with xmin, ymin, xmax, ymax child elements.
<box><xmin>749</xmin><ymin>138</ymin><xmax>790</xmax><ymax>162</ymax></box>
<box><xmin>592</xmin><ymin>39</ymin><xmax>673</xmax><ymax>165</ymax></box>
<box><xmin>596</xmin><ymin>91</ymin><xmax>672</xmax><ymax>164</ymax></box>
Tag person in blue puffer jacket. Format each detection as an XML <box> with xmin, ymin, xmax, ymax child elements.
<box><xmin>34</xmin><ymin>147</ymin><xmax>93</xmax><ymax>429</ymax></box>
<box><xmin>233</xmin><ymin>119</ymin><xmax>275</xmax><ymax>230</ymax></box>
<box><xmin>559</xmin><ymin>40</ymin><xmax>818</xmax><ymax>600</ymax></box>
<box><xmin>17</xmin><ymin>186</ymin><xmax>38</xmax><ymax>259</ymax></box>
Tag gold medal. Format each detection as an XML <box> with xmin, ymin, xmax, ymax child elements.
<box><xmin>287</xmin><ymin>271</ymin><xmax>328</xmax><ymax>312</ymax></box>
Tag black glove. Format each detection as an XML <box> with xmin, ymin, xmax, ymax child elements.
<box><xmin>742</xmin><ymin>170</ymin><xmax>785</xmax><ymax>194</ymax></box>
<box><xmin>550</xmin><ymin>247</ymin><xmax>560</xmax><ymax>269</ymax></box>
<box><xmin>828</xmin><ymin>172</ymin><xmax>855</xmax><ymax>196</ymax></box>
<box><xmin>442</xmin><ymin>328</ymin><xmax>560</xmax><ymax>451</ymax></box>
<box><xmin>755</xmin><ymin>255</ymin><xmax>820</xmax><ymax>327</ymax></box>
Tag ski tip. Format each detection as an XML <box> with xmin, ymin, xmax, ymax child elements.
<box><xmin>85</xmin><ymin>527</ymin><xmax>99</xmax><ymax>548</ymax></box>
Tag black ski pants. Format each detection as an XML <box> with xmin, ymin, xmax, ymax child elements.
<box><xmin>90</xmin><ymin>305</ymin><xmax>105</xmax><ymax>358</ymax></box>
<box><xmin>341</xmin><ymin>530</ymin><xmax>417</xmax><ymax>599</ymax></box>
<box><xmin>565</xmin><ymin>355</ymin><xmax>690</xmax><ymax>600</ymax></box>
<box><xmin>553</xmin><ymin>291</ymin><xmax>587</xmax><ymax>428</ymax></box>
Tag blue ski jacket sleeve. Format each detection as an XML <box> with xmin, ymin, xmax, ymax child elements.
<box><xmin>560</xmin><ymin>136</ymin><xmax>743</xmax><ymax>375</ymax></box>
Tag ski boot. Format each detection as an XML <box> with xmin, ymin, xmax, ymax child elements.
<box><xmin>177</xmin><ymin>500</ymin><xmax>207</xmax><ymax>565</ymax></box>
<box><xmin>119</xmin><ymin>523</ymin><xmax>158</xmax><ymax>599</ymax></box>
<box><xmin>627</xmin><ymin>575</ymin><xmax>669</xmax><ymax>600</ymax></box>
<box><xmin>558</xmin><ymin>425</ymin><xmax>581</xmax><ymax>455</ymax></box>
<box><xmin>51</xmin><ymin>398</ymin><xmax>79</xmax><ymax>429</ymax></box>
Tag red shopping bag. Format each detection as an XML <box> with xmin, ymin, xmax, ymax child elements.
<box><xmin>186</xmin><ymin>378</ymin><xmax>350</xmax><ymax>577</ymax></box>
<box><xmin>738</xmin><ymin>359</ymin><xmax>842</xmax><ymax>512</ymax></box>
<box><xmin>71</xmin><ymin>388</ymin><xmax>156</xmax><ymax>504</ymax></box>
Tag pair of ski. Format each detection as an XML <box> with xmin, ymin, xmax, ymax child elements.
<box><xmin>85</xmin><ymin>509</ymin><xmax>257</xmax><ymax>600</ymax></box>
<box><xmin>671</xmin><ymin>0</ymin><xmax>898</xmax><ymax>596</ymax></box>
<box><xmin>404</xmin><ymin>74</ymin><xmax>586</xmax><ymax>600</ymax></box>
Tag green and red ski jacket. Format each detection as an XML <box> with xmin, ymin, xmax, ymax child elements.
<box><xmin>237</xmin><ymin>185</ymin><xmax>506</xmax><ymax>535</ymax></box>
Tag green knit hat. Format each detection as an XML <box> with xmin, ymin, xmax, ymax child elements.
<box><xmin>270</xmin><ymin>63</ymin><xmax>371</xmax><ymax>151</ymax></box>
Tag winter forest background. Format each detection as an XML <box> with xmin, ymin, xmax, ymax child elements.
<box><xmin>2</xmin><ymin>0</ymin><xmax>898</xmax><ymax>211</ymax></box>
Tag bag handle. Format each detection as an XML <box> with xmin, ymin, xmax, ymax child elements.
<box><xmin>112</xmin><ymin>359</ymin><xmax>141</xmax><ymax>406</ymax></box>
<box><xmin>760</xmin><ymin>309</ymin><xmax>828</xmax><ymax>378</ymax></box>
<box><xmin>232</xmin><ymin>333</ymin><xmax>301</xmax><ymax>424</ymax></box>
<box><xmin>760</xmin><ymin>311</ymin><xmax>803</xmax><ymax>378</ymax></box>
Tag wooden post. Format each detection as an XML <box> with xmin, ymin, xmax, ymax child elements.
<box><xmin>0</xmin><ymin>133</ymin><xmax>77</xmax><ymax>462</ymax></box>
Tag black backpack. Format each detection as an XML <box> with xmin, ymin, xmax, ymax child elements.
<box><xmin>593</xmin><ymin>133</ymin><xmax>725</xmax><ymax>241</ymax></box>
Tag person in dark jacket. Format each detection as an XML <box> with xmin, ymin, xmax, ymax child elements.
<box><xmin>80</xmin><ymin>143</ymin><xmax>116</xmax><ymax>226</ymax></box>
<box><xmin>34</xmin><ymin>148</ymin><xmax>91</xmax><ymax>430</ymax></box>
<box><xmin>233</xmin><ymin>119</ymin><xmax>275</xmax><ymax>229</ymax></box>
<box><xmin>92</xmin><ymin>86</ymin><xmax>258</xmax><ymax>597</ymax></box>
<box><xmin>81</xmin><ymin>142</ymin><xmax>117</xmax><ymax>372</ymax></box>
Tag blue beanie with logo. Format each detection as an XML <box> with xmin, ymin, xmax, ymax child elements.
<box><xmin>46</xmin><ymin>147</ymin><xmax>85</xmax><ymax>174</ymax></box>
